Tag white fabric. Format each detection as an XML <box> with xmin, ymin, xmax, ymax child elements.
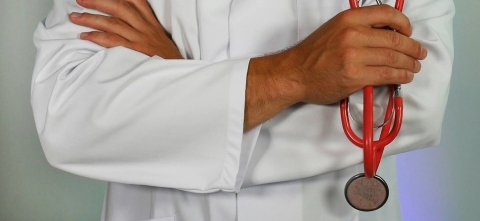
<box><xmin>32</xmin><ymin>0</ymin><xmax>455</xmax><ymax>220</ymax></box>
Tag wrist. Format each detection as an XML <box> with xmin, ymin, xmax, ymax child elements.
<box><xmin>249</xmin><ymin>51</ymin><xmax>304</xmax><ymax>107</ymax></box>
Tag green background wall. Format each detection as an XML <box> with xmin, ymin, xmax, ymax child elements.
<box><xmin>0</xmin><ymin>1</ymin><xmax>105</xmax><ymax>220</ymax></box>
<box><xmin>0</xmin><ymin>0</ymin><xmax>478</xmax><ymax>220</ymax></box>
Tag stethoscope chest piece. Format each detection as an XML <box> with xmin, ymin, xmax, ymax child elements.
<box><xmin>344</xmin><ymin>173</ymin><xmax>389</xmax><ymax>211</ymax></box>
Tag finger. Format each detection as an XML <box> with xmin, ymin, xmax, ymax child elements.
<box><xmin>76</xmin><ymin>0</ymin><xmax>148</xmax><ymax>32</ymax></box>
<box><xmin>363</xmin><ymin>66</ymin><xmax>414</xmax><ymax>86</ymax></box>
<box><xmin>80</xmin><ymin>31</ymin><xmax>133</xmax><ymax>49</ymax></box>
<box><xmin>361</xmin><ymin>28</ymin><xmax>427</xmax><ymax>60</ymax></box>
<box><xmin>125</xmin><ymin>0</ymin><xmax>162</xmax><ymax>28</ymax></box>
<box><xmin>70</xmin><ymin>12</ymin><xmax>140</xmax><ymax>41</ymax></box>
<box><xmin>360</xmin><ymin>48</ymin><xmax>421</xmax><ymax>73</ymax></box>
<box><xmin>351</xmin><ymin>5</ymin><xmax>412</xmax><ymax>36</ymax></box>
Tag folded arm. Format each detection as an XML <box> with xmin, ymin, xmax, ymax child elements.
<box><xmin>32</xmin><ymin>0</ymin><xmax>454</xmax><ymax>191</ymax></box>
<box><xmin>33</xmin><ymin>0</ymin><xmax>254</xmax><ymax>193</ymax></box>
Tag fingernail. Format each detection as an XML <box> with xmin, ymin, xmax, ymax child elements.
<box><xmin>421</xmin><ymin>45</ymin><xmax>428</xmax><ymax>58</ymax></box>
<box><xmin>414</xmin><ymin>60</ymin><xmax>421</xmax><ymax>72</ymax></box>
<box><xmin>80</xmin><ymin>32</ymin><xmax>89</xmax><ymax>38</ymax></box>
<box><xmin>71</xmin><ymin>12</ymin><xmax>82</xmax><ymax>18</ymax></box>
<box><xmin>407</xmin><ymin>71</ymin><xmax>414</xmax><ymax>79</ymax></box>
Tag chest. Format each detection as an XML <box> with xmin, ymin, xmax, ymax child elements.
<box><xmin>148</xmin><ymin>0</ymin><xmax>353</xmax><ymax>60</ymax></box>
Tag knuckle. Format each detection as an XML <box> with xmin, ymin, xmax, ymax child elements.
<box><xmin>388</xmin><ymin>32</ymin><xmax>402</xmax><ymax>47</ymax></box>
<box><xmin>340</xmin><ymin>27</ymin><xmax>360</xmax><ymax>42</ymax></box>
<box><xmin>340</xmin><ymin>47</ymin><xmax>358</xmax><ymax>62</ymax></box>
<box><xmin>121</xmin><ymin>0</ymin><xmax>134</xmax><ymax>10</ymax></box>
<box><xmin>379</xmin><ymin>4</ymin><xmax>395</xmax><ymax>17</ymax></box>
<box><xmin>379</xmin><ymin>68</ymin><xmax>394</xmax><ymax>82</ymax></box>
<box><xmin>336</xmin><ymin>10</ymin><xmax>351</xmax><ymax>23</ymax></box>
<box><xmin>384</xmin><ymin>50</ymin><xmax>398</xmax><ymax>64</ymax></box>
<box><xmin>106</xmin><ymin>17</ymin><xmax>120</xmax><ymax>26</ymax></box>
<box><xmin>105</xmin><ymin>34</ymin><xmax>119</xmax><ymax>43</ymax></box>
<box><xmin>342</xmin><ymin>65</ymin><xmax>360</xmax><ymax>81</ymax></box>
<box><xmin>112</xmin><ymin>5</ymin><xmax>121</xmax><ymax>15</ymax></box>
<box><xmin>112</xmin><ymin>1</ymin><xmax>128</xmax><ymax>14</ymax></box>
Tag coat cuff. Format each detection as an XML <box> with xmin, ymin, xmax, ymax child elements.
<box><xmin>220</xmin><ymin>58</ymin><xmax>261</xmax><ymax>192</ymax></box>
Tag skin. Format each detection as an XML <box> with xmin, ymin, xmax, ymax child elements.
<box><xmin>70</xmin><ymin>0</ymin><xmax>428</xmax><ymax>132</ymax></box>
<box><xmin>71</xmin><ymin>0</ymin><xmax>182</xmax><ymax>59</ymax></box>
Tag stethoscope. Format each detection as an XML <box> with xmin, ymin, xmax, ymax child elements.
<box><xmin>341</xmin><ymin>0</ymin><xmax>405</xmax><ymax>212</ymax></box>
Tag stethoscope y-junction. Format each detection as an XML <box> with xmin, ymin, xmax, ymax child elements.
<box><xmin>341</xmin><ymin>0</ymin><xmax>405</xmax><ymax>212</ymax></box>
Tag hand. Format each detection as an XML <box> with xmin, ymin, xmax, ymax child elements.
<box><xmin>268</xmin><ymin>5</ymin><xmax>428</xmax><ymax>105</ymax></box>
<box><xmin>70</xmin><ymin>0</ymin><xmax>182</xmax><ymax>59</ymax></box>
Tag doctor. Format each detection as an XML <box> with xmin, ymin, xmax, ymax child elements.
<box><xmin>32</xmin><ymin>0</ymin><xmax>454</xmax><ymax>220</ymax></box>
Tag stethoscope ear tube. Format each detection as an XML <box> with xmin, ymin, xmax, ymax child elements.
<box><xmin>343</xmin><ymin>0</ymin><xmax>405</xmax><ymax>178</ymax></box>
<box><xmin>395</xmin><ymin>0</ymin><xmax>405</xmax><ymax>12</ymax></box>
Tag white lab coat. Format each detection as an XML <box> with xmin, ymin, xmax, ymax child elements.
<box><xmin>31</xmin><ymin>0</ymin><xmax>454</xmax><ymax>220</ymax></box>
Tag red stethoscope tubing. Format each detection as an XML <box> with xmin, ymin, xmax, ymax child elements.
<box><xmin>348</xmin><ymin>0</ymin><xmax>404</xmax><ymax>10</ymax></box>
<box><xmin>342</xmin><ymin>0</ymin><xmax>405</xmax><ymax>178</ymax></box>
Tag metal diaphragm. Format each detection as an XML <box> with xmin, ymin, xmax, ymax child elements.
<box><xmin>344</xmin><ymin>173</ymin><xmax>389</xmax><ymax>211</ymax></box>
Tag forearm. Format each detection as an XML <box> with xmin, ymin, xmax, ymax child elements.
<box><xmin>33</xmin><ymin>2</ymin><xmax>253</xmax><ymax>191</ymax></box>
<box><xmin>32</xmin><ymin>43</ymin><xmax>251</xmax><ymax>192</ymax></box>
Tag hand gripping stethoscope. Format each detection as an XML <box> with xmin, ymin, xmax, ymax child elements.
<box><xmin>341</xmin><ymin>0</ymin><xmax>405</xmax><ymax>212</ymax></box>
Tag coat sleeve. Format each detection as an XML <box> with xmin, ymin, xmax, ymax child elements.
<box><xmin>350</xmin><ymin>0</ymin><xmax>455</xmax><ymax>154</ymax></box>
<box><xmin>31</xmin><ymin>0</ymin><xmax>255</xmax><ymax>193</ymax></box>
<box><xmin>381</xmin><ymin>0</ymin><xmax>455</xmax><ymax>154</ymax></box>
